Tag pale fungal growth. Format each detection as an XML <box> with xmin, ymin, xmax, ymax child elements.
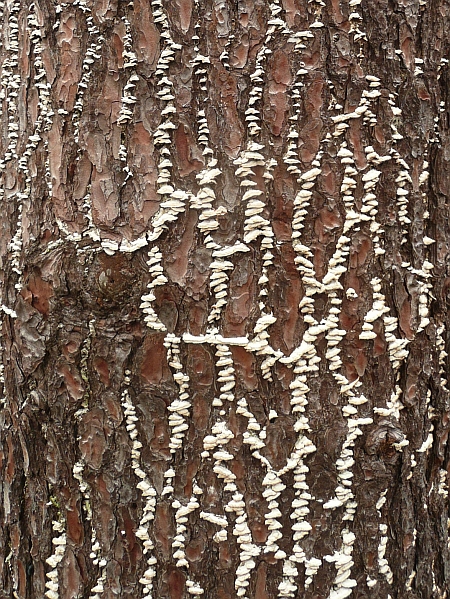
<box><xmin>276</xmin><ymin>144</ymin><xmax>359</xmax><ymax>595</ymax></box>
<box><xmin>277</xmin><ymin>433</ymin><xmax>318</xmax><ymax>596</ymax></box>
<box><xmin>73</xmin><ymin>462</ymin><xmax>107</xmax><ymax>599</ymax></box>
<box><xmin>213</xmin><ymin>528</ymin><xmax>228</xmax><ymax>543</ymax></box>
<box><xmin>44</xmin><ymin>520</ymin><xmax>67</xmax><ymax>599</ymax></box>
<box><xmin>363</xmin><ymin>281</ymin><xmax>415</xmax><ymax>550</ymax></box>
<box><xmin>346</xmin><ymin>288</ymin><xmax>358</xmax><ymax>300</ymax></box>
<box><xmin>233</xmin><ymin>145</ymin><xmax>275</xmax><ymax>246</ymax></box>
<box><xmin>382</xmin><ymin>311</ymin><xmax>410</xmax><ymax>372</ymax></box>
<box><xmin>404</xmin><ymin>158</ymin><xmax>436</xmax><ymax>334</ymax></box>
<box><xmin>203</xmin><ymin>418</ymin><xmax>235</xmax><ymax>468</ymax></box>
<box><xmin>190</xmin><ymin>164</ymin><xmax>227</xmax><ymax>234</ymax></box>
<box><xmin>218</xmin><ymin>26</ymin><xmax>233</xmax><ymax>68</ymax></box>
<box><xmin>417</xmin><ymin>428</ymin><xmax>434</xmax><ymax>454</ymax></box>
<box><xmin>438</xmin><ymin>470</ymin><xmax>449</xmax><ymax>498</ymax></box>
<box><xmin>149</xmin><ymin>185</ymin><xmax>188</xmax><ymax>241</ymax></box>
<box><xmin>4</xmin><ymin>0</ymin><xmax>49</xmax><ymax>287</ymax></box>
<box><xmin>139</xmin><ymin>247</ymin><xmax>168</xmax><ymax>331</ymax></box>
<box><xmin>72</xmin><ymin>7</ymin><xmax>101</xmax><ymax>144</ymax></box>
<box><xmin>71</xmin><ymin>320</ymin><xmax>107</xmax><ymax>596</ymax></box>
<box><xmin>203</xmin><ymin>408</ymin><xmax>258</xmax><ymax>597</ymax></box>
<box><xmin>323</xmin><ymin>388</ymin><xmax>371</xmax><ymax>523</ymax></box>
<box><xmin>277</xmin><ymin>361</ymin><xmax>318</xmax><ymax>586</ymax></box>
<box><xmin>236</xmin><ymin>153</ymin><xmax>282</xmax><ymax>381</ymax></box>
<box><xmin>164</xmin><ymin>334</ymin><xmax>192</xmax><ymax>454</ymax></box>
<box><xmin>324</xmin><ymin>531</ymin><xmax>358</xmax><ymax>599</ymax></box>
<box><xmin>228</xmin><ymin>492</ymin><xmax>260</xmax><ymax>598</ymax></box>
<box><xmin>133</xmin><ymin>0</ymin><xmax>191</xmax><ymax>246</ymax></box>
<box><xmin>284</xmin><ymin>131</ymin><xmax>302</xmax><ymax>176</ymax></box>
<box><xmin>267</xmin><ymin>0</ymin><xmax>289</xmax><ymax>30</ymax></box>
<box><xmin>203</xmin><ymin>415</ymin><xmax>260</xmax><ymax>597</ymax></box>
<box><xmin>0</xmin><ymin>307</ymin><xmax>4</xmax><ymax>406</ymax></box>
<box><xmin>279</xmin><ymin>132</ymin><xmax>392</xmax><ymax>594</ymax></box>
<box><xmin>119</xmin><ymin>235</ymin><xmax>148</xmax><ymax>253</ymax></box>
<box><xmin>388</xmin><ymin>93</ymin><xmax>402</xmax><ymax>117</ymax></box>
<box><xmin>183</xmin><ymin>332</ymin><xmax>249</xmax><ymax>347</ymax></box>
<box><xmin>185</xmin><ymin>581</ymin><xmax>205</xmax><ymax>596</ymax></box>
<box><xmin>117</xmin><ymin>73</ymin><xmax>139</xmax><ymax>128</ymax></box>
<box><xmin>348</xmin><ymin>0</ymin><xmax>367</xmax><ymax>47</ymax></box>
<box><xmin>237</xmin><ymin>398</ymin><xmax>289</xmax><ymax>564</ymax></box>
<box><xmin>357</xmin><ymin>147</ymin><xmax>389</xmax><ymax>257</ymax></box>
<box><xmin>243</xmin><ymin>4</ymin><xmax>288</xmax><ymax>133</ymax></box>
<box><xmin>213</xmin><ymin>343</ymin><xmax>237</xmax><ymax>406</ymax></box>
<box><xmin>200</xmin><ymin>511</ymin><xmax>228</xmax><ymax>529</ymax></box>
<box><xmin>121</xmin><ymin>18</ymin><xmax>137</xmax><ymax>70</ymax></box>
<box><xmin>378</xmin><ymin>524</ymin><xmax>394</xmax><ymax>584</ymax></box>
<box><xmin>219</xmin><ymin>7</ymin><xmax>284</xmax><ymax>388</ymax></box>
<box><xmin>223</xmin><ymin>61</ymin><xmax>282</xmax><ymax>380</ymax></box>
<box><xmin>121</xmin><ymin>372</ymin><xmax>158</xmax><ymax>597</ymax></box>
<box><xmin>238</xmin><ymin>398</ymin><xmax>265</xmax><ymax>454</ymax></box>
<box><xmin>415</xmin><ymin>276</ymin><xmax>432</xmax><ymax>333</ymax></box>
<box><xmin>187</xmin><ymin>22</ymin><xmax>229</xmax><ymax>235</ymax></box>
<box><xmin>436</xmin><ymin>324</ymin><xmax>449</xmax><ymax>393</ymax></box>
<box><xmin>212</xmin><ymin>242</ymin><xmax>250</xmax><ymax>258</ymax></box>
<box><xmin>359</xmin><ymin>278</ymin><xmax>390</xmax><ymax>341</ymax></box>
<box><xmin>414</xmin><ymin>57</ymin><xmax>424</xmax><ymax>77</ymax></box>
<box><xmin>330</xmin><ymin>89</ymin><xmax>379</xmax><ymax>137</ymax></box>
<box><xmin>3</xmin><ymin>2</ymin><xmax>442</xmax><ymax>595</ymax></box>
<box><xmin>79</xmin><ymin>185</ymin><xmax>101</xmax><ymax>243</ymax></box>
<box><xmin>208</xmin><ymin>259</ymin><xmax>234</xmax><ymax>324</ymax></box>
<box><xmin>7</xmin><ymin>199</ymin><xmax>24</xmax><ymax>280</ymax></box>
<box><xmin>374</xmin><ymin>384</ymin><xmax>406</xmax><ymax>422</ymax></box>
<box><xmin>1</xmin><ymin>0</ymin><xmax>21</xmax><ymax>164</ymax></box>
<box><xmin>389</xmin><ymin>151</ymin><xmax>413</xmax><ymax>247</ymax></box>
<box><xmin>172</xmin><ymin>495</ymin><xmax>204</xmax><ymax>594</ymax></box>
<box><xmin>1</xmin><ymin>304</ymin><xmax>17</xmax><ymax>318</ymax></box>
<box><xmin>406</xmin><ymin>570</ymin><xmax>417</xmax><ymax>592</ymax></box>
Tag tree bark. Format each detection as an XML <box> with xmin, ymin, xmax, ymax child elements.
<box><xmin>1</xmin><ymin>0</ymin><xmax>449</xmax><ymax>598</ymax></box>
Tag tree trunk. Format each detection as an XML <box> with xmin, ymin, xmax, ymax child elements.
<box><xmin>1</xmin><ymin>0</ymin><xmax>449</xmax><ymax>598</ymax></box>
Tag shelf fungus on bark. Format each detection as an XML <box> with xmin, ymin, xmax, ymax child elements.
<box><xmin>164</xmin><ymin>334</ymin><xmax>191</xmax><ymax>453</ymax></box>
<box><xmin>120</xmin><ymin>372</ymin><xmax>158</xmax><ymax>597</ymax></box>
<box><xmin>73</xmin><ymin>458</ymin><xmax>107</xmax><ymax>598</ymax></box>
<box><xmin>44</xmin><ymin>520</ymin><xmax>67</xmax><ymax>599</ymax></box>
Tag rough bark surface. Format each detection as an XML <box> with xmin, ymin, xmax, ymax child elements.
<box><xmin>0</xmin><ymin>1</ymin><xmax>450</xmax><ymax>598</ymax></box>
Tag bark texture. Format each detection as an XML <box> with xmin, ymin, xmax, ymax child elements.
<box><xmin>1</xmin><ymin>0</ymin><xmax>450</xmax><ymax>598</ymax></box>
